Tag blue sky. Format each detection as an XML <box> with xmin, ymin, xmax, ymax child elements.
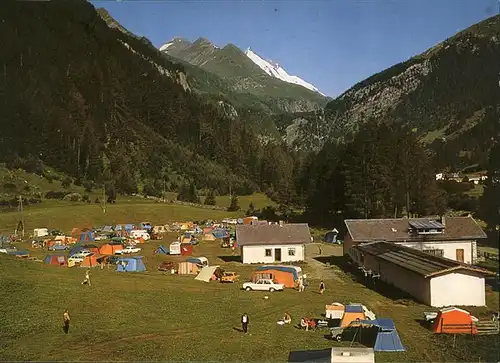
<box><xmin>91</xmin><ymin>0</ymin><xmax>497</xmax><ymax>97</ymax></box>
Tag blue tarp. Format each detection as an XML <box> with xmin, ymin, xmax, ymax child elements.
<box><xmin>256</xmin><ymin>265</ymin><xmax>299</xmax><ymax>280</ymax></box>
<box><xmin>155</xmin><ymin>245</ymin><xmax>169</xmax><ymax>254</ymax></box>
<box><xmin>115</xmin><ymin>225</ymin><xmax>122</xmax><ymax>231</ymax></box>
<box><xmin>102</xmin><ymin>225</ymin><xmax>114</xmax><ymax>232</ymax></box>
<box><xmin>8</xmin><ymin>250</ymin><xmax>29</xmax><ymax>256</ymax></box>
<box><xmin>124</xmin><ymin>224</ymin><xmax>134</xmax><ymax>231</ymax></box>
<box><xmin>116</xmin><ymin>257</ymin><xmax>146</xmax><ymax>272</ymax></box>
<box><xmin>139</xmin><ymin>223</ymin><xmax>152</xmax><ymax>231</ymax></box>
<box><xmin>345</xmin><ymin>304</ymin><xmax>364</xmax><ymax>313</ymax></box>
<box><xmin>356</xmin><ymin>319</ymin><xmax>405</xmax><ymax>352</ymax></box>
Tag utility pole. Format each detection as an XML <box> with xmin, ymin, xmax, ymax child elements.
<box><xmin>18</xmin><ymin>196</ymin><xmax>24</xmax><ymax>238</ymax></box>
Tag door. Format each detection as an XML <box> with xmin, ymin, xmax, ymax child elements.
<box><xmin>456</xmin><ymin>249</ymin><xmax>464</xmax><ymax>262</ymax></box>
<box><xmin>274</xmin><ymin>248</ymin><xmax>282</xmax><ymax>262</ymax></box>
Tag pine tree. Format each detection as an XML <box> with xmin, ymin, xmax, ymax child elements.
<box><xmin>204</xmin><ymin>189</ymin><xmax>216</xmax><ymax>205</ymax></box>
<box><xmin>228</xmin><ymin>195</ymin><xmax>240</xmax><ymax>211</ymax></box>
<box><xmin>479</xmin><ymin>141</ymin><xmax>500</xmax><ymax>240</ymax></box>
<box><xmin>246</xmin><ymin>201</ymin><xmax>255</xmax><ymax>216</ymax></box>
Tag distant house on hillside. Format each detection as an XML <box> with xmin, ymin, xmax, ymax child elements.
<box><xmin>344</xmin><ymin>216</ymin><xmax>487</xmax><ymax>264</ymax></box>
<box><xmin>236</xmin><ymin>223</ymin><xmax>312</xmax><ymax>264</ymax></box>
<box><xmin>349</xmin><ymin>241</ymin><xmax>495</xmax><ymax>307</ymax></box>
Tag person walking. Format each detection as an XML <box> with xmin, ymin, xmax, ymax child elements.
<box><xmin>81</xmin><ymin>269</ymin><xmax>91</xmax><ymax>286</ymax></box>
<box><xmin>241</xmin><ymin>313</ymin><xmax>249</xmax><ymax>333</ymax></box>
<box><xmin>318</xmin><ymin>245</ymin><xmax>322</xmax><ymax>255</ymax></box>
<box><xmin>63</xmin><ymin>309</ymin><xmax>70</xmax><ymax>334</ymax></box>
<box><xmin>319</xmin><ymin>280</ymin><xmax>325</xmax><ymax>294</ymax></box>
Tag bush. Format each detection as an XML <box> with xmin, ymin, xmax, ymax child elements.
<box><xmin>82</xmin><ymin>194</ymin><xmax>90</xmax><ymax>203</ymax></box>
<box><xmin>61</xmin><ymin>177</ymin><xmax>72</xmax><ymax>189</ymax></box>
<box><xmin>227</xmin><ymin>195</ymin><xmax>240</xmax><ymax>211</ymax></box>
<box><xmin>63</xmin><ymin>193</ymin><xmax>82</xmax><ymax>202</ymax></box>
<box><xmin>83</xmin><ymin>180</ymin><xmax>93</xmax><ymax>193</ymax></box>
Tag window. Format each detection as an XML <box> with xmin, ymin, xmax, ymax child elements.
<box><xmin>265</xmin><ymin>249</ymin><xmax>272</xmax><ymax>257</ymax></box>
<box><xmin>423</xmin><ymin>249</ymin><xmax>444</xmax><ymax>257</ymax></box>
<box><xmin>288</xmin><ymin>248</ymin><xmax>296</xmax><ymax>256</ymax></box>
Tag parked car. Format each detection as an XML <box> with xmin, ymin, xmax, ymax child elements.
<box><xmin>220</xmin><ymin>272</ymin><xmax>239</xmax><ymax>283</ymax></box>
<box><xmin>48</xmin><ymin>244</ymin><xmax>70</xmax><ymax>251</ymax></box>
<box><xmin>115</xmin><ymin>246</ymin><xmax>141</xmax><ymax>255</ymax></box>
<box><xmin>158</xmin><ymin>261</ymin><xmax>176</xmax><ymax>272</ymax></box>
<box><xmin>68</xmin><ymin>252</ymin><xmax>92</xmax><ymax>263</ymax></box>
<box><xmin>0</xmin><ymin>247</ymin><xmax>17</xmax><ymax>254</ymax></box>
<box><xmin>242</xmin><ymin>279</ymin><xmax>284</xmax><ymax>292</ymax></box>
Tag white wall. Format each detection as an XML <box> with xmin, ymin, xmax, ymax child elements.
<box><xmin>397</xmin><ymin>241</ymin><xmax>474</xmax><ymax>264</ymax></box>
<box><xmin>430</xmin><ymin>272</ymin><xmax>486</xmax><ymax>307</ymax></box>
<box><xmin>241</xmin><ymin>244</ymin><xmax>305</xmax><ymax>264</ymax></box>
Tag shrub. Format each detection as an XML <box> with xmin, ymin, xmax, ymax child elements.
<box><xmin>63</xmin><ymin>193</ymin><xmax>82</xmax><ymax>202</ymax></box>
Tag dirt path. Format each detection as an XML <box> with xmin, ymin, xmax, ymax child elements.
<box><xmin>304</xmin><ymin>243</ymin><xmax>345</xmax><ymax>284</ymax></box>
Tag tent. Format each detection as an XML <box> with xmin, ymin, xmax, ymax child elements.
<box><xmin>323</xmin><ymin>229</ymin><xmax>339</xmax><ymax>243</ymax></box>
<box><xmin>102</xmin><ymin>225</ymin><xmax>114</xmax><ymax>233</ymax></box>
<box><xmin>203</xmin><ymin>227</ymin><xmax>214</xmax><ymax>234</ymax></box>
<box><xmin>212</xmin><ymin>228</ymin><xmax>228</xmax><ymax>239</ymax></box>
<box><xmin>178</xmin><ymin>262</ymin><xmax>200</xmax><ymax>275</ymax></box>
<box><xmin>326</xmin><ymin>303</ymin><xmax>345</xmax><ymax>319</ymax></box>
<box><xmin>341</xmin><ymin>304</ymin><xmax>366</xmax><ymax>327</ymax></box>
<box><xmin>81</xmin><ymin>255</ymin><xmax>99</xmax><ymax>267</ymax></box>
<box><xmin>195</xmin><ymin>266</ymin><xmax>221</xmax><ymax>282</ymax></box>
<box><xmin>154</xmin><ymin>245</ymin><xmax>169</xmax><ymax>254</ymax></box>
<box><xmin>354</xmin><ymin>319</ymin><xmax>405</xmax><ymax>352</ymax></box>
<box><xmin>99</xmin><ymin>244</ymin><xmax>123</xmax><ymax>255</ymax></box>
<box><xmin>44</xmin><ymin>255</ymin><xmax>68</xmax><ymax>266</ymax></box>
<box><xmin>256</xmin><ymin>265</ymin><xmax>300</xmax><ymax>280</ymax></box>
<box><xmin>203</xmin><ymin>233</ymin><xmax>216</xmax><ymax>241</ymax></box>
<box><xmin>116</xmin><ymin>257</ymin><xmax>146</xmax><ymax>272</ymax></box>
<box><xmin>252</xmin><ymin>269</ymin><xmax>296</xmax><ymax>288</ymax></box>
<box><xmin>69</xmin><ymin>244</ymin><xmax>84</xmax><ymax>256</ymax></box>
<box><xmin>124</xmin><ymin>224</ymin><xmax>135</xmax><ymax>231</ymax></box>
<box><xmin>431</xmin><ymin>307</ymin><xmax>478</xmax><ymax>334</ymax></box>
<box><xmin>79</xmin><ymin>231</ymin><xmax>95</xmax><ymax>242</ymax></box>
<box><xmin>180</xmin><ymin>244</ymin><xmax>193</xmax><ymax>256</ymax></box>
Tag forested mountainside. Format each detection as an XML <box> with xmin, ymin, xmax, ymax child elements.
<box><xmin>159</xmin><ymin>37</ymin><xmax>329</xmax><ymax>115</ymax></box>
<box><xmin>0</xmin><ymin>0</ymin><xmax>298</xmax><ymax>196</ymax></box>
<box><xmin>287</xmin><ymin>15</ymin><xmax>500</xmax><ymax>170</ymax></box>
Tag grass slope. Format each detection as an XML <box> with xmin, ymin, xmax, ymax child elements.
<box><xmin>1</xmin><ymin>240</ymin><xmax>498</xmax><ymax>362</ymax></box>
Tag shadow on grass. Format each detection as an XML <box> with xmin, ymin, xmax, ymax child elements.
<box><xmin>232</xmin><ymin>327</ymin><xmax>243</xmax><ymax>333</ymax></box>
<box><xmin>415</xmin><ymin>318</ymin><xmax>432</xmax><ymax>330</ymax></box>
<box><xmin>218</xmin><ymin>255</ymin><xmax>242</xmax><ymax>263</ymax></box>
<box><xmin>315</xmin><ymin>254</ymin><xmax>418</xmax><ymax>303</ymax></box>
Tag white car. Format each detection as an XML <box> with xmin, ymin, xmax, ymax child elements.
<box><xmin>115</xmin><ymin>246</ymin><xmax>141</xmax><ymax>255</ymax></box>
<box><xmin>68</xmin><ymin>251</ymin><xmax>92</xmax><ymax>263</ymax></box>
<box><xmin>242</xmin><ymin>279</ymin><xmax>284</xmax><ymax>292</ymax></box>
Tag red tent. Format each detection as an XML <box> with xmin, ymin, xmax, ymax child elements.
<box><xmin>431</xmin><ymin>307</ymin><xmax>478</xmax><ymax>334</ymax></box>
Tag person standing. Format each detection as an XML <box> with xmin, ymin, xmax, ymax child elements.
<box><xmin>63</xmin><ymin>309</ymin><xmax>70</xmax><ymax>334</ymax></box>
<box><xmin>318</xmin><ymin>245</ymin><xmax>322</xmax><ymax>255</ymax></box>
<box><xmin>241</xmin><ymin>313</ymin><xmax>249</xmax><ymax>333</ymax></box>
<box><xmin>319</xmin><ymin>280</ymin><xmax>325</xmax><ymax>294</ymax></box>
<box><xmin>82</xmin><ymin>269</ymin><xmax>91</xmax><ymax>286</ymax></box>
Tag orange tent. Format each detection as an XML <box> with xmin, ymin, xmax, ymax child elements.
<box><xmin>252</xmin><ymin>269</ymin><xmax>296</xmax><ymax>288</ymax></box>
<box><xmin>340</xmin><ymin>304</ymin><xmax>366</xmax><ymax>327</ymax></box>
<box><xmin>99</xmin><ymin>244</ymin><xmax>123</xmax><ymax>255</ymax></box>
<box><xmin>81</xmin><ymin>255</ymin><xmax>100</xmax><ymax>267</ymax></box>
<box><xmin>71</xmin><ymin>228</ymin><xmax>82</xmax><ymax>237</ymax></box>
<box><xmin>431</xmin><ymin>307</ymin><xmax>478</xmax><ymax>334</ymax></box>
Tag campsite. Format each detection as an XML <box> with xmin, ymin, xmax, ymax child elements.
<box><xmin>0</xmin><ymin>201</ymin><xmax>499</xmax><ymax>362</ymax></box>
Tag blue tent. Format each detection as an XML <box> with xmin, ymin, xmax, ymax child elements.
<box><xmin>237</xmin><ymin>218</ymin><xmax>244</xmax><ymax>224</ymax></box>
<box><xmin>139</xmin><ymin>222</ymin><xmax>152</xmax><ymax>231</ymax></box>
<box><xmin>116</xmin><ymin>257</ymin><xmax>146</xmax><ymax>272</ymax></box>
<box><xmin>323</xmin><ymin>230</ymin><xmax>338</xmax><ymax>243</ymax></box>
<box><xmin>102</xmin><ymin>225</ymin><xmax>114</xmax><ymax>232</ymax></box>
<box><xmin>212</xmin><ymin>228</ymin><xmax>228</xmax><ymax>239</ymax></box>
<box><xmin>154</xmin><ymin>245</ymin><xmax>169</xmax><ymax>254</ymax></box>
<box><xmin>115</xmin><ymin>225</ymin><xmax>123</xmax><ymax>231</ymax></box>
<box><xmin>357</xmin><ymin>319</ymin><xmax>405</xmax><ymax>352</ymax></box>
<box><xmin>256</xmin><ymin>265</ymin><xmax>299</xmax><ymax>280</ymax></box>
<box><xmin>79</xmin><ymin>231</ymin><xmax>95</xmax><ymax>242</ymax></box>
<box><xmin>69</xmin><ymin>244</ymin><xmax>84</xmax><ymax>256</ymax></box>
<box><xmin>124</xmin><ymin>224</ymin><xmax>134</xmax><ymax>231</ymax></box>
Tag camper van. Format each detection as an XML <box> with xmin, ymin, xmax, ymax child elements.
<box><xmin>169</xmin><ymin>241</ymin><xmax>181</xmax><ymax>255</ymax></box>
<box><xmin>33</xmin><ymin>228</ymin><xmax>49</xmax><ymax>238</ymax></box>
<box><xmin>130</xmin><ymin>230</ymin><xmax>151</xmax><ymax>240</ymax></box>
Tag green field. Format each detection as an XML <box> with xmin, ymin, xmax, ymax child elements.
<box><xmin>1</xmin><ymin>212</ymin><xmax>499</xmax><ymax>362</ymax></box>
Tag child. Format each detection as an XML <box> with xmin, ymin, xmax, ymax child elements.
<box><xmin>319</xmin><ymin>280</ymin><xmax>325</xmax><ymax>294</ymax></box>
<box><xmin>63</xmin><ymin>309</ymin><xmax>70</xmax><ymax>334</ymax></box>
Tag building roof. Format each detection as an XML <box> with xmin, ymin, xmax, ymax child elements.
<box><xmin>345</xmin><ymin>216</ymin><xmax>486</xmax><ymax>242</ymax></box>
<box><xmin>236</xmin><ymin>223</ymin><xmax>312</xmax><ymax>246</ymax></box>
<box><xmin>355</xmin><ymin>242</ymin><xmax>495</xmax><ymax>278</ymax></box>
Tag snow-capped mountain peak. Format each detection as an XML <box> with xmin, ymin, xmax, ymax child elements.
<box><xmin>245</xmin><ymin>48</ymin><xmax>324</xmax><ymax>96</ymax></box>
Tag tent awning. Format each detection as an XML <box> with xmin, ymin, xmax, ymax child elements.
<box><xmin>195</xmin><ymin>266</ymin><xmax>219</xmax><ymax>282</ymax></box>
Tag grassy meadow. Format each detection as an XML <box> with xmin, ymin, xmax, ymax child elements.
<box><xmin>1</xmin><ymin>222</ymin><xmax>499</xmax><ymax>362</ymax></box>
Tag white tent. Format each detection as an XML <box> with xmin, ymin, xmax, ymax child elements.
<box><xmin>195</xmin><ymin>266</ymin><xmax>220</xmax><ymax>282</ymax></box>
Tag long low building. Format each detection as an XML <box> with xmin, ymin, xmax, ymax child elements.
<box><xmin>344</xmin><ymin>216</ymin><xmax>487</xmax><ymax>264</ymax></box>
<box><xmin>349</xmin><ymin>241</ymin><xmax>495</xmax><ymax>307</ymax></box>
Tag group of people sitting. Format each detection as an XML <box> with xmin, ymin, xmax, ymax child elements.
<box><xmin>277</xmin><ymin>312</ymin><xmax>317</xmax><ymax>331</ymax></box>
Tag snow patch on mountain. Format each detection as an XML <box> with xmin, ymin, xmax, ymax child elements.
<box><xmin>159</xmin><ymin>42</ymin><xmax>174</xmax><ymax>52</ymax></box>
<box><xmin>245</xmin><ymin>48</ymin><xmax>325</xmax><ymax>96</ymax></box>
